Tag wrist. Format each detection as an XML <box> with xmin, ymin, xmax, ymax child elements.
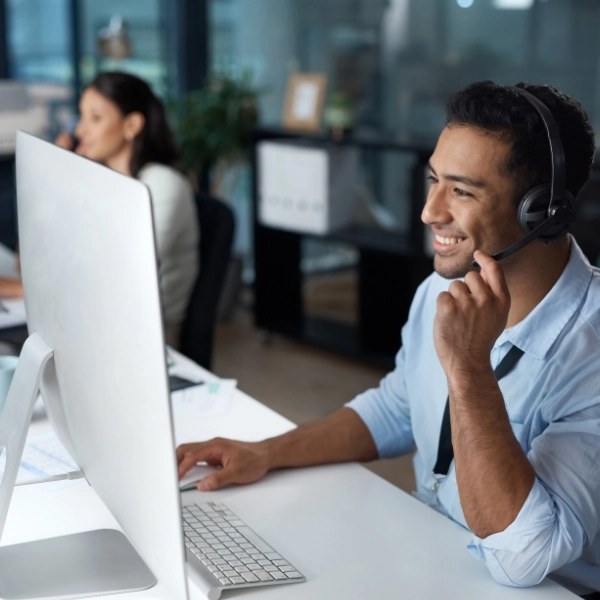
<box><xmin>257</xmin><ymin>437</ymin><xmax>280</xmax><ymax>471</ymax></box>
<box><xmin>446</xmin><ymin>361</ymin><xmax>495</xmax><ymax>387</ymax></box>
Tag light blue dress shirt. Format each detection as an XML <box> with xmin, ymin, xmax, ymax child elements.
<box><xmin>347</xmin><ymin>237</ymin><xmax>600</xmax><ymax>595</ymax></box>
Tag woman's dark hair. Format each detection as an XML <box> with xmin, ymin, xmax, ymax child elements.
<box><xmin>446</xmin><ymin>80</ymin><xmax>596</xmax><ymax>203</ymax></box>
<box><xmin>88</xmin><ymin>71</ymin><xmax>180</xmax><ymax>177</ymax></box>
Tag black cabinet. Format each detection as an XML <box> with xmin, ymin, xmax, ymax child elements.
<box><xmin>251</xmin><ymin>127</ymin><xmax>434</xmax><ymax>367</ymax></box>
<box><xmin>0</xmin><ymin>156</ymin><xmax>17</xmax><ymax>250</ymax></box>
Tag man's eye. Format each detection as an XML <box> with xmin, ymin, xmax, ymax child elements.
<box><xmin>454</xmin><ymin>187</ymin><xmax>469</xmax><ymax>197</ymax></box>
<box><xmin>426</xmin><ymin>174</ymin><xmax>438</xmax><ymax>183</ymax></box>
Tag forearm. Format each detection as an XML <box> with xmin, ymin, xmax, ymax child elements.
<box><xmin>261</xmin><ymin>407</ymin><xmax>378</xmax><ymax>471</ymax></box>
<box><xmin>449</xmin><ymin>366</ymin><xmax>535</xmax><ymax>538</ymax></box>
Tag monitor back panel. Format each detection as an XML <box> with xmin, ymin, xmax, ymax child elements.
<box><xmin>16</xmin><ymin>132</ymin><xmax>188</xmax><ymax>600</ymax></box>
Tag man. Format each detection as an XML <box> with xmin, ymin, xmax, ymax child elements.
<box><xmin>177</xmin><ymin>81</ymin><xmax>600</xmax><ymax>596</ymax></box>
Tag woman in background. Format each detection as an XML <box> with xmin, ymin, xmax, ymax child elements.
<box><xmin>56</xmin><ymin>72</ymin><xmax>199</xmax><ymax>348</ymax></box>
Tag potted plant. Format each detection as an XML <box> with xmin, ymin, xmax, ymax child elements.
<box><xmin>171</xmin><ymin>73</ymin><xmax>262</xmax><ymax>197</ymax></box>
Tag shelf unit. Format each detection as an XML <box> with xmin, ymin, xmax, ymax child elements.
<box><xmin>251</xmin><ymin>127</ymin><xmax>435</xmax><ymax>367</ymax></box>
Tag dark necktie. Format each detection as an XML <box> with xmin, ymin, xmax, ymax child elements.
<box><xmin>433</xmin><ymin>344</ymin><xmax>525</xmax><ymax>476</ymax></box>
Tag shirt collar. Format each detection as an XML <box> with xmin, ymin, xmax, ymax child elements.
<box><xmin>495</xmin><ymin>236</ymin><xmax>593</xmax><ymax>360</ymax></box>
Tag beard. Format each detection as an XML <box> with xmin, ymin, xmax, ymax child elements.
<box><xmin>433</xmin><ymin>252</ymin><xmax>475</xmax><ymax>280</ymax></box>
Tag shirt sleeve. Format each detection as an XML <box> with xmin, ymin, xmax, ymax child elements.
<box><xmin>467</xmin><ymin>387</ymin><xmax>600</xmax><ymax>588</ymax></box>
<box><xmin>346</xmin><ymin>341</ymin><xmax>414</xmax><ymax>458</ymax></box>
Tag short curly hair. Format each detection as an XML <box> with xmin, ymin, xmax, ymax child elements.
<box><xmin>446</xmin><ymin>80</ymin><xmax>596</xmax><ymax>203</ymax></box>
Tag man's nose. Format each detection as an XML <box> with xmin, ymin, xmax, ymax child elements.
<box><xmin>421</xmin><ymin>186</ymin><xmax>451</xmax><ymax>225</ymax></box>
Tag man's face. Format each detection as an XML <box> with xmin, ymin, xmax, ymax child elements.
<box><xmin>421</xmin><ymin>125</ymin><xmax>523</xmax><ymax>279</ymax></box>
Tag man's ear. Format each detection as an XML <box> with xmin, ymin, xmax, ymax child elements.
<box><xmin>124</xmin><ymin>111</ymin><xmax>145</xmax><ymax>141</ymax></box>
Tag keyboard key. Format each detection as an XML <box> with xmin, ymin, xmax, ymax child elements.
<box><xmin>264</xmin><ymin>565</ymin><xmax>278</xmax><ymax>572</ymax></box>
<box><xmin>241</xmin><ymin>558</ymin><xmax>255</xmax><ymax>565</ymax></box>
<box><xmin>234</xmin><ymin>566</ymin><xmax>249</xmax><ymax>573</ymax></box>
<box><xmin>271</xmin><ymin>571</ymin><xmax>288</xmax><ymax>580</ymax></box>
<box><xmin>218</xmin><ymin>578</ymin><xmax>231</xmax><ymax>585</ymax></box>
<box><xmin>254</xmin><ymin>570</ymin><xmax>274</xmax><ymax>582</ymax></box>
<box><xmin>286</xmin><ymin>571</ymin><xmax>303</xmax><ymax>579</ymax></box>
<box><xmin>242</xmin><ymin>573</ymin><xmax>259</xmax><ymax>583</ymax></box>
<box><xmin>272</xmin><ymin>559</ymin><xmax>288</xmax><ymax>566</ymax></box>
<box><xmin>227</xmin><ymin>560</ymin><xmax>242</xmax><ymax>567</ymax></box>
<box><xmin>230</xmin><ymin>576</ymin><xmax>245</xmax><ymax>584</ymax></box>
<box><xmin>207</xmin><ymin>566</ymin><xmax>220</xmax><ymax>573</ymax></box>
<box><xmin>222</xmin><ymin>570</ymin><xmax>237</xmax><ymax>578</ymax></box>
<box><xmin>227</xmin><ymin>520</ymin><xmax>245</xmax><ymax>527</ymax></box>
<box><xmin>258</xmin><ymin>559</ymin><xmax>271</xmax><ymax>566</ymax></box>
<box><xmin>247</xmin><ymin>563</ymin><xmax>261</xmax><ymax>570</ymax></box>
<box><xmin>264</xmin><ymin>553</ymin><xmax>282</xmax><ymax>560</ymax></box>
<box><xmin>280</xmin><ymin>565</ymin><xmax>295</xmax><ymax>572</ymax></box>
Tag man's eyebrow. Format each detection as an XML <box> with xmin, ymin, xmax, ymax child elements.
<box><xmin>427</xmin><ymin>162</ymin><xmax>486</xmax><ymax>188</ymax></box>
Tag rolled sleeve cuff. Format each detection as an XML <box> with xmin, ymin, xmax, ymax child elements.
<box><xmin>467</xmin><ymin>479</ymin><xmax>556</xmax><ymax>586</ymax></box>
<box><xmin>346</xmin><ymin>390</ymin><xmax>413</xmax><ymax>459</ymax></box>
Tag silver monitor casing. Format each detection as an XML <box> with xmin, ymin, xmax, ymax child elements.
<box><xmin>0</xmin><ymin>132</ymin><xmax>189</xmax><ymax>600</ymax></box>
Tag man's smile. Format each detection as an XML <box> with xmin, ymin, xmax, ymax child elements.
<box><xmin>433</xmin><ymin>232</ymin><xmax>468</xmax><ymax>254</ymax></box>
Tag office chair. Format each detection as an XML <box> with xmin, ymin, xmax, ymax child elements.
<box><xmin>179</xmin><ymin>194</ymin><xmax>235</xmax><ymax>370</ymax></box>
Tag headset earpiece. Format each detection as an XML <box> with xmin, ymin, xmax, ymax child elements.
<box><xmin>517</xmin><ymin>183</ymin><xmax>575</xmax><ymax>242</ymax></box>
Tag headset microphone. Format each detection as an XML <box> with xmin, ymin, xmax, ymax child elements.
<box><xmin>472</xmin><ymin>86</ymin><xmax>575</xmax><ymax>269</ymax></box>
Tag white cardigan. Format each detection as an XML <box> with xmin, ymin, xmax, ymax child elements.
<box><xmin>138</xmin><ymin>163</ymin><xmax>199</xmax><ymax>326</ymax></box>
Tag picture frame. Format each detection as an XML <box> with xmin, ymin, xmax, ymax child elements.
<box><xmin>282</xmin><ymin>73</ymin><xmax>328</xmax><ymax>132</ymax></box>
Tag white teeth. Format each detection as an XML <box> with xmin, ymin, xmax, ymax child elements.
<box><xmin>435</xmin><ymin>234</ymin><xmax>464</xmax><ymax>246</ymax></box>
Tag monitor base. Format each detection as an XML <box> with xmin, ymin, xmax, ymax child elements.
<box><xmin>0</xmin><ymin>529</ymin><xmax>157</xmax><ymax>599</ymax></box>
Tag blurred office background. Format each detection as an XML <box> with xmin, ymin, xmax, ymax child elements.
<box><xmin>1</xmin><ymin>0</ymin><xmax>600</xmax><ymax>489</ymax></box>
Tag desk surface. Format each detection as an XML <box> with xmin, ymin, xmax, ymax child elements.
<box><xmin>2</xmin><ymin>352</ymin><xmax>577</xmax><ymax>600</ymax></box>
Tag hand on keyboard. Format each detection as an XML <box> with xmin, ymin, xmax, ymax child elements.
<box><xmin>177</xmin><ymin>438</ymin><xmax>271</xmax><ymax>491</ymax></box>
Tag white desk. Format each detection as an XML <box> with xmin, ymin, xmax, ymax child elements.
<box><xmin>3</xmin><ymin>352</ymin><xmax>578</xmax><ymax>600</ymax></box>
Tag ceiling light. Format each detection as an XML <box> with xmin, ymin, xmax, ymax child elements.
<box><xmin>493</xmin><ymin>0</ymin><xmax>534</xmax><ymax>9</ymax></box>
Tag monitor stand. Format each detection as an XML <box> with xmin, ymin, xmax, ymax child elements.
<box><xmin>0</xmin><ymin>333</ymin><xmax>157</xmax><ymax>599</ymax></box>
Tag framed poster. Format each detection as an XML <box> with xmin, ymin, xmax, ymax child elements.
<box><xmin>282</xmin><ymin>73</ymin><xmax>327</xmax><ymax>132</ymax></box>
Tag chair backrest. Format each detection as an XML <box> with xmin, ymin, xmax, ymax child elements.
<box><xmin>179</xmin><ymin>194</ymin><xmax>235</xmax><ymax>370</ymax></box>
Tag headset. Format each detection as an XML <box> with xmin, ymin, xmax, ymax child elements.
<box><xmin>478</xmin><ymin>87</ymin><xmax>576</xmax><ymax>265</ymax></box>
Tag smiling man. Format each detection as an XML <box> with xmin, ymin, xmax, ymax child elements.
<box><xmin>177</xmin><ymin>82</ymin><xmax>600</xmax><ymax>597</ymax></box>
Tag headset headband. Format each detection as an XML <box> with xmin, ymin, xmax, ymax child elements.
<box><xmin>511</xmin><ymin>87</ymin><xmax>567</xmax><ymax>211</ymax></box>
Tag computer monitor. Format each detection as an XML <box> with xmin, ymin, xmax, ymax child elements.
<box><xmin>0</xmin><ymin>132</ymin><xmax>188</xmax><ymax>600</ymax></box>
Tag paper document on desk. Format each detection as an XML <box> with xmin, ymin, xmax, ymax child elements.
<box><xmin>0</xmin><ymin>298</ymin><xmax>27</xmax><ymax>329</ymax></box>
<box><xmin>0</xmin><ymin>431</ymin><xmax>78</xmax><ymax>491</ymax></box>
<box><xmin>171</xmin><ymin>379</ymin><xmax>236</xmax><ymax>417</ymax></box>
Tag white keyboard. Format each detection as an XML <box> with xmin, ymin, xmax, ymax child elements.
<box><xmin>183</xmin><ymin>501</ymin><xmax>305</xmax><ymax>596</ymax></box>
